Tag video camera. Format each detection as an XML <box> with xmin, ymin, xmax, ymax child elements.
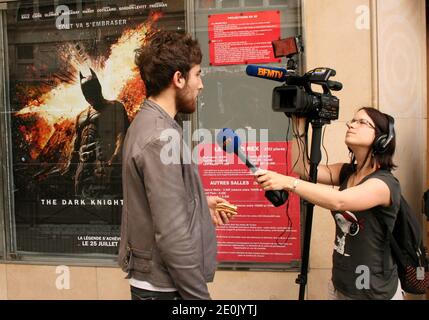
<box><xmin>246</xmin><ymin>36</ymin><xmax>343</xmax><ymax>124</ymax></box>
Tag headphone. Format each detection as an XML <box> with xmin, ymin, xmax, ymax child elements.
<box><xmin>372</xmin><ymin>114</ymin><xmax>395</xmax><ymax>155</ymax></box>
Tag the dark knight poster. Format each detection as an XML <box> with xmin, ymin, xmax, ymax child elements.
<box><xmin>7</xmin><ymin>0</ymin><xmax>184</xmax><ymax>254</ymax></box>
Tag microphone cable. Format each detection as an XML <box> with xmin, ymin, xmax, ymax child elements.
<box><xmin>276</xmin><ymin>118</ymin><xmax>293</xmax><ymax>246</ymax></box>
<box><xmin>277</xmin><ymin>117</ymin><xmax>310</xmax><ymax>246</ymax></box>
<box><xmin>322</xmin><ymin>126</ymin><xmax>335</xmax><ymax>188</ymax></box>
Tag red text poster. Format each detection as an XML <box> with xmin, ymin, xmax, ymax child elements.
<box><xmin>208</xmin><ymin>11</ymin><xmax>281</xmax><ymax>66</ymax></box>
<box><xmin>198</xmin><ymin>142</ymin><xmax>300</xmax><ymax>264</ymax></box>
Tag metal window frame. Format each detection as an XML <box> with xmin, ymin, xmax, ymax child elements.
<box><xmin>0</xmin><ymin>0</ymin><xmax>192</xmax><ymax>267</ymax></box>
<box><xmin>0</xmin><ymin>0</ymin><xmax>305</xmax><ymax>269</ymax></box>
<box><xmin>191</xmin><ymin>0</ymin><xmax>305</xmax><ymax>271</ymax></box>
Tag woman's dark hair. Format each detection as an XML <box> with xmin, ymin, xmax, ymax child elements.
<box><xmin>135</xmin><ymin>30</ymin><xmax>202</xmax><ymax>97</ymax></box>
<box><xmin>349</xmin><ymin>107</ymin><xmax>397</xmax><ymax>172</ymax></box>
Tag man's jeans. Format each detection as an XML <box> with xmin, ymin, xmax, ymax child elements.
<box><xmin>130</xmin><ymin>286</ymin><xmax>182</xmax><ymax>300</ymax></box>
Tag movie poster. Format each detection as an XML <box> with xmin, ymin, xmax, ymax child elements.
<box><xmin>7</xmin><ymin>0</ymin><xmax>184</xmax><ymax>254</ymax></box>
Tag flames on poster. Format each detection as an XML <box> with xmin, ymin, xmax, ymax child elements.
<box><xmin>12</xmin><ymin>17</ymin><xmax>159</xmax><ymax>198</ymax></box>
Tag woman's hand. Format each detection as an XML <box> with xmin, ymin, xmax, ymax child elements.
<box><xmin>254</xmin><ymin>169</ymin><xmax>294</xmax><ymax>191</ymax></box>
<box><xmin>207</xmin><ymin>196</ymin><xmax>234</xmax><ymax>226</ymax></box>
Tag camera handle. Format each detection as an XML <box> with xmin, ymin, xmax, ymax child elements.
<box><xmin>295</xmin><ymin>120</ymin><xmax>324</xmax><ymax>300</ymax></box>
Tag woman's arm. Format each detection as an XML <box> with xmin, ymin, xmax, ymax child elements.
<box><xmin>291</xmin><ymin>116</ymin><xmax>344</xmax><ymax>186</ymax></box>
<box><xmin>255</xmin><ymin>170</ymin><xmax>391</xmax><ymax>212</ymax></box>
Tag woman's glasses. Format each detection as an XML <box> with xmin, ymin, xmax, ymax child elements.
<box><xmin>346</xmin><ymin>118</ymin><xmax>375</xmax><ymax>129</ymax></box>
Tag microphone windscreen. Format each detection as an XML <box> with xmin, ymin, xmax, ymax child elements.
<box><xmin>216</xmin><ymin>128</ymin><xmax>241</xmax><ymax>154</ymax></box>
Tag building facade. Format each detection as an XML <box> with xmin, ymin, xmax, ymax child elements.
<box><xmin>0</xmin><ymin>0</ymin><xmax>427</xmax><ymax>300</ymax></box>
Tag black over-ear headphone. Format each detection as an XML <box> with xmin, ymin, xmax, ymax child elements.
<box><xmin>372</xmin><ymin>114</ymin><xmax>395</xmax><ymax>155</ymax></box>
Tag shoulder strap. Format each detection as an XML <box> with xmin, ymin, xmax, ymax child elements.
<box><xmin>374</xmin><ymin>212</ymin><xmax>407</xmax><ymax>272</ymax></box>
<box><xmin>424</xmin><ymin>190</ymin><xmax>429</xmax><ymax>221</ymax></box>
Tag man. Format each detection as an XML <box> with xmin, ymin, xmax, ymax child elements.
<box><xmin>118</xmin><ymin>30</ymin><xmax>233</xmax><ymax>300</ymax></box>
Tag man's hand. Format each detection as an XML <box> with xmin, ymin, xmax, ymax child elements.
<box><xmin>207</xmin><ymin>196</ymin><xmax>236</xmax><ymax>226</ymax></box>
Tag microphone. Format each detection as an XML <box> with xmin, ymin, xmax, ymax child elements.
<box><xmin>247</xmin><ymin>65</ymin><xmax>343</xmax><ymax>92</ymax></box>
<box><xmin>216</xmin><ymin>128</ymin><xmax>288</xmax><ymax>207</ymax></box>
<box><xmin>245</xmin><ymin>65</ymin><xmax>288</xmax><ymax>82</ymax></box>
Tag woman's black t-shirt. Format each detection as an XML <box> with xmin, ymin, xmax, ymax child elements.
<box><xmin>331</xmin><ymin>164</ymin><xmax>401</xmax><ymax>299</ymax></box>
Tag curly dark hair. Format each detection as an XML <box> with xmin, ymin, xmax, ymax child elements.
<box><xmin>135</xmin><ymin>30</ymin><xmax>202</xmax><ymax>97</ymax></box>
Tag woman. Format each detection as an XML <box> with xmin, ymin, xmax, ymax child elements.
<box><xmin>255</xmin><ymin>107</ymin><xmax>403</xmax><ymax>300</ymax></box>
